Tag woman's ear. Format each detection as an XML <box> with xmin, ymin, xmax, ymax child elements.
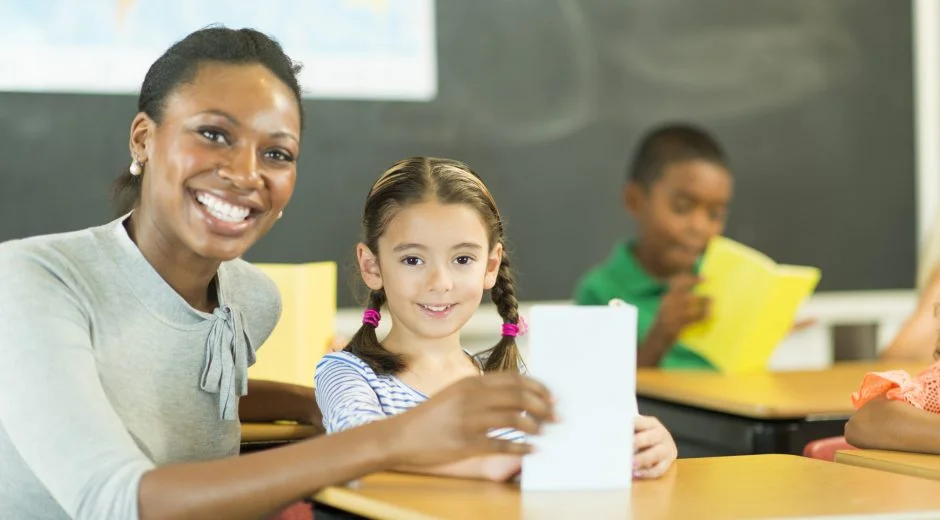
<box><xmin>357</xmin><ymin>243</ymin><xmax>384</xmax><ymax>291</ymax></box>
<box><xmin>129</xmin><ymin>112</ymin><xmax>155</xmax><ymax>164</ymax></box>
<box><xmin>483</xmin><ymin>242</ymin><xmax>503</xmax><ymax>290</ymax></box>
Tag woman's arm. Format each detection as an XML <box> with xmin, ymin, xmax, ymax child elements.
<box><xmin>240</xmin><ymin>379</ymin><xmax>322</xmax><ymax>428</ymax></box>
<box><xmin>845</xmin><ymin>396</ymin><xmax>940</xmax><ymax>454</ymax></box>
<box><xmin>315</xmin><ymin>355</ymin><xmax>522</xmax><ymax>482</ymax></box>
<box><xmin>0</xmin><ymin>250</ymin><xmax>555</xmax><ymax>520</ymax></box>
<box><xmin>881</xmin><ymin>266</ymin><xmax>940</xmax><ymax>361</ymax></box>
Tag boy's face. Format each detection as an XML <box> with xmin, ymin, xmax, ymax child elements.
<box><xmin>626</xmin><ymin>159</ymin><xmax>734</xmax><ymax>276</ymax></box>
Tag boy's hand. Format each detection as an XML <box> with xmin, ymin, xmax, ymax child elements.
<box><xmin>652</xmin><ymin>274</ymin><xmax>710</xmax><ymax>340</ymax></box>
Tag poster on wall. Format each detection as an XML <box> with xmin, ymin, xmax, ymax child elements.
<box><xmin>0</xmin><ymin>0</ymin><xmax>437</xmax><ymax>101</ymax></box>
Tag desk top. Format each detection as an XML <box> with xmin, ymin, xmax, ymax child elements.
<box><xmin>837</xmin><ymin>449</ymin><xmax>940</xmax><ymax>481</ymax></box>
<box><xmin>636</xmin><ymin>361</ymin><xmax>928</xmax><ymax>419</ymax></box>
<box><xmin>313</xmin><ymin>454</ymin><xmax>940</xmax><ymax>520</ymax></box>
<box><xmin>240</xmin><ymin>422</ymin><xmax>321</xmax><ymax>443</ymax></box>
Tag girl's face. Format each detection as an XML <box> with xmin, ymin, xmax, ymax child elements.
<box><xmin>358</xmin><ymin>200</ymin><xmax>502</xmax><ymax>342</ymax></box>
<box><xmin>130</xmin><ymin>62</ymin><xmax>300</xmax><ymax>261</ymax></box>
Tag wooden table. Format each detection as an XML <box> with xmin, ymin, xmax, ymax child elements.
<box><xmin>636</xmin><ymin>361</ymin><xmax>927</xmax><ymax>457</ymax></box>
<box><xmin>837</xmin><ymin>449</ymin><xmax>940</xmax><ymax>481</ymax></box>
<box><xmin>313</xmin><ymin>454</ymin><xmax>940</xmax><ymax>520</ymax></box>
<box><xmin>239</xmin><ymin>422</ymin><xmax>321</xmax><ymax>453</ymax></box>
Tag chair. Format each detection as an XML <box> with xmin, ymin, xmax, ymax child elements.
<box><xmin>802</xmin><ymin>435</ymin><xmax>855</xmax><ymax>461</ymax></box>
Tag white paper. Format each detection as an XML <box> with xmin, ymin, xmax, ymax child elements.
<box><xmin>522</xmin><ymin>304</ymin><xmax>638</xmax><ymax>492</ymax></box>
<box><xmin>0</xmin><ymin>0</ymin><xmax>437</xmax><ymax>101</ymax></box>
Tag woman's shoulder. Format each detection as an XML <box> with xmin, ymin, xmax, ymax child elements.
<box><xmin>220</xmin><ymin>259</ymin><xmax>280</xmax><ymax>307</ymax></box>
<box><xmin>219</xmin><ymin>259</ymin><xmax>282</xmax><ymax>346</ymax></box>
<box><xmin>0</xmin><ymin>223</ymin><xmax>111</xmax><ymax>292</ymax></box>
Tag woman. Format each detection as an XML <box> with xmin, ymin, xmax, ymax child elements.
<box><xmin>0</xmin><ymin>27</ymin><xmax>554</xmax><ymax>520</ymax></box>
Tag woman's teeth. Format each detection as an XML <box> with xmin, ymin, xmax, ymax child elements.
<box><xmin>196</xmin><ymin>192</ymin><xmax>251</xmax><ymax>222</ymax></box>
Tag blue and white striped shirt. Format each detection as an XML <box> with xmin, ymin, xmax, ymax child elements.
<box><xmin>315</xmin><ymin>351</ymin><xmax>523</xmax><ymax>442</ymax></box>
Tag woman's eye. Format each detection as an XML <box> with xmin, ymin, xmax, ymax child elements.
<box><xmin>455</xmin><ymin>256</ymin><xmax>474</xmax><ymax>265</ymax></box>
<box><xmin>402</xmin><ymin>256</ymin><xmax>423</xmax><ymax>266</ymax></box>
<box><xmin>200</xmin><ymin>129</ymin><xmax>229</xmax><ymax>145</ymax></box>
<box><xmin>265</xmin><ymin>149</ymin><xmax>295</xmax><ymax>162</ymax></box>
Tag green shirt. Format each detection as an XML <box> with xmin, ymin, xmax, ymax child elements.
<box><xmin>573</xmin><ymin>241</ymin><xmax>714</xmax><ymax>370</ymax></box>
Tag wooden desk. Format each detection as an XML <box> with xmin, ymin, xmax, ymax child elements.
<box><xmin>239</xmin><ymin>422</ymin><xmax>321</xmax><ymax>453</ymax></box>
<box><xmin>313</xmin><ymin>454</ymin><xmax>940</xmax><ymax>520</ymax></box>
<box><xmin>636</xmin><ymin>361</ymin><xmax>927</xmax><ymax>457</ymax></box>
<box><xmin>837</xmin><ymin>449</ymin><xmax>940</xmax><ymax>481</ymax></box>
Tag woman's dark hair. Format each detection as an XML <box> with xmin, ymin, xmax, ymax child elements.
<box><xmin>346</xmin><ymin>157</ymin><xmax>524</xmax><ymax>376</ymax></box>
<box><xmin>112</xmin><ymin>26</ymin><xmax>304</xmax><ymax>215</ymax></box>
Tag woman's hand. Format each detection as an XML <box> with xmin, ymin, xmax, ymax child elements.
<box><xmin>384</xmin><ymin>373</ymin><xmax>555</xmax><ymax>467</ymax></box>
<box><xmin>633</xmin><ymin>415</ymin><xmax>677</xmax><ymax>479</ymax></box>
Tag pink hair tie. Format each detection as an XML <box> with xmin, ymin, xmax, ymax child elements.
<box><xmin>501</xmin><ymin>316</ymin><xmax>528</xmax><ymax>337</ymax></box>
<box><xmin>362</xmin><ymin>308</ymin><xmax>381</xmax><ymax>327</ymax></box>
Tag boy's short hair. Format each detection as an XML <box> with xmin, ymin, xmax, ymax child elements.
<box><xmin>627</xmin><ymin>123</ymin><xmax>729</xmax><ymax>187</ymax></box>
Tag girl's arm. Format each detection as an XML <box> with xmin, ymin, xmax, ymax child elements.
<box><xmin>881</xmin><ymin>266</ymin><xmax>940</xmax><ymax>361</ymax></box>
<box><xmin>845</xmin><ymin>396</ymin><xmax>940</xmax><ymax>454</ymax></box>
<box><xmin>315</xmin><ymin>355</ymin><xmax>523</xmax><ymax>482</ymax></box>
<box><xmin>394</xmin><ymin>454</ymin><xmax>522</xmax><ymax>482</ymax></box>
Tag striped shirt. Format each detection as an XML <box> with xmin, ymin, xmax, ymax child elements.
<box><xmin>315</xmin><ymin>351</ymin><xmax>523</xmax><ymax>442</ymax></box>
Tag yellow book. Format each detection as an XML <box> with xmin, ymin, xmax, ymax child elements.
<box><xmin>248</xmin><ymin>262</ymin><xmax>337</xmax><ymax>387</ymax></box>
<box><xmin>678</xmin><ymin>237</ymin><xmax>821</xmax><ymax>374</ymax></box>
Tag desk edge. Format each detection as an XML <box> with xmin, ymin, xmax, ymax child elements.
<box><xmin>314</xmin><ymin>484</ymin><xmax>440</xmax><ymax>520</ymax></box>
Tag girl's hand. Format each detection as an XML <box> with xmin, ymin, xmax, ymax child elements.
<box><xmin>480</xmin><ymin>454</ymin><xmax>523</xmax><ymax>482</ymax></box>
<box><xmin>633</xmin><ymin>415</ymin><xmax>677</xmax><ymax>479</ymax></box>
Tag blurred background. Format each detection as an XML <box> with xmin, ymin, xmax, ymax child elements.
<box><xmin>1</xmin><ymin>0</ymin><xmax>934</xmax><ymax>369</ymax></box>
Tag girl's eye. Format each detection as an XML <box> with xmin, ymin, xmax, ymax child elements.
<box><xmin>200</xmin><ymin>128</ymin><xmax>229</xmax><ymax>145</ymax></box>
<box><xmin>402</xmin><ymin>256</ymin><xmax>423</xmax><ymax>266</ymax></box>
<box><xmin>455</xmin><ymin>256</ymin><xmax>474</xmax><ymax>265</ymax></box>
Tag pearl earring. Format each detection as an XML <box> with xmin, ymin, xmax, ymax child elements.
<box><xmin>277</xmin><ymin>210</ymin><xmax>284</xmax><ymax>220</ymax></box>
<box><xmin>129</xmin><ymin>159</ymin><xmax>143</xmax><ymax>176</ymax></box>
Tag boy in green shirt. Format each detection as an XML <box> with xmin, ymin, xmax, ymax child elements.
<box><xmin>574</xmin><ymin>124</ymin><xmax>734</xmax><ymax>370</ymax></box>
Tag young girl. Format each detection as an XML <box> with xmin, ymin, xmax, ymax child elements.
<box><xmin>315</xmin><ymin>157</ymin><xmax>678</xmax><ymax>481</ymax></box>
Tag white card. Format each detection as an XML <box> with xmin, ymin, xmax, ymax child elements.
<box><xmin>521</xmin><ymin>304</ymin><xmax>637</xmax><ymax>492</ymax></box>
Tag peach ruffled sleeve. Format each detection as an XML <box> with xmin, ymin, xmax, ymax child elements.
<box><xmin>851</xmin><ymin>361</ymin><xmax>940</xmax><ymax>413</ymax></box>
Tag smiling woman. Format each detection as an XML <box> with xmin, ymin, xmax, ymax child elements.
<box><xmin>0</xmin><ymin>27</ymin><xmax>555</xmax><ymax>520</ymax></box>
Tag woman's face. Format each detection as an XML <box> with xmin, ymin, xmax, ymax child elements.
<box><xmin>130</xmin><ymin>61</ymin><xmax>301</xmax><ymax>261</ymax></box>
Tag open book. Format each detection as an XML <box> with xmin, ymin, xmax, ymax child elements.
<box><xmin>678</xmin><ymin>237</ymin><xmax>821</xmax><ymax>374</ymax></box>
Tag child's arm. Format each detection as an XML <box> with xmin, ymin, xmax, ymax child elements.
<box><xmin>881</xmin><ymin>266</ymin><xmax>940</xmax><ymax>361</ymax></box>
<box><xmin>314</xmin><ymin>354</ymin><xmax>388</xmax><ymax>432</ymax></box>
<box><xmin>316</xmin><ymin>356</ymin><xmax>526</xmax><ymax>482</ymax></box>
<box><xmin>845</xmin><ymin>395</ymin><xmax>940</xmax><ymax>454</ymax></box>
<box><xmin>395</xmin><ymin>454</ymin><xmax>522</xmax><ymax>482</ymax></box>
<box><xmin>640</xmin><ymin>274</ymin><xmax>709</xmax><ymax>367</ymax></box>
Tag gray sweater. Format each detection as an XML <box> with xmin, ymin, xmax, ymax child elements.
<box><xmin>0</xmin><ymin>216</ymin><xmax>281</xmax><ymax>519</ymax></box>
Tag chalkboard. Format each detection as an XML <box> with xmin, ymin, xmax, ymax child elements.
<box><xmin>0</xmin><ymin>1</ymin><xmax>916</xmax><ymax>307</ymax></box>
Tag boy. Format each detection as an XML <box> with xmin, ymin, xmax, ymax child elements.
<box><xmin>574</xmin><ymin>124</ymin><xmax>734</xmax><ymax>369</ymax></box>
